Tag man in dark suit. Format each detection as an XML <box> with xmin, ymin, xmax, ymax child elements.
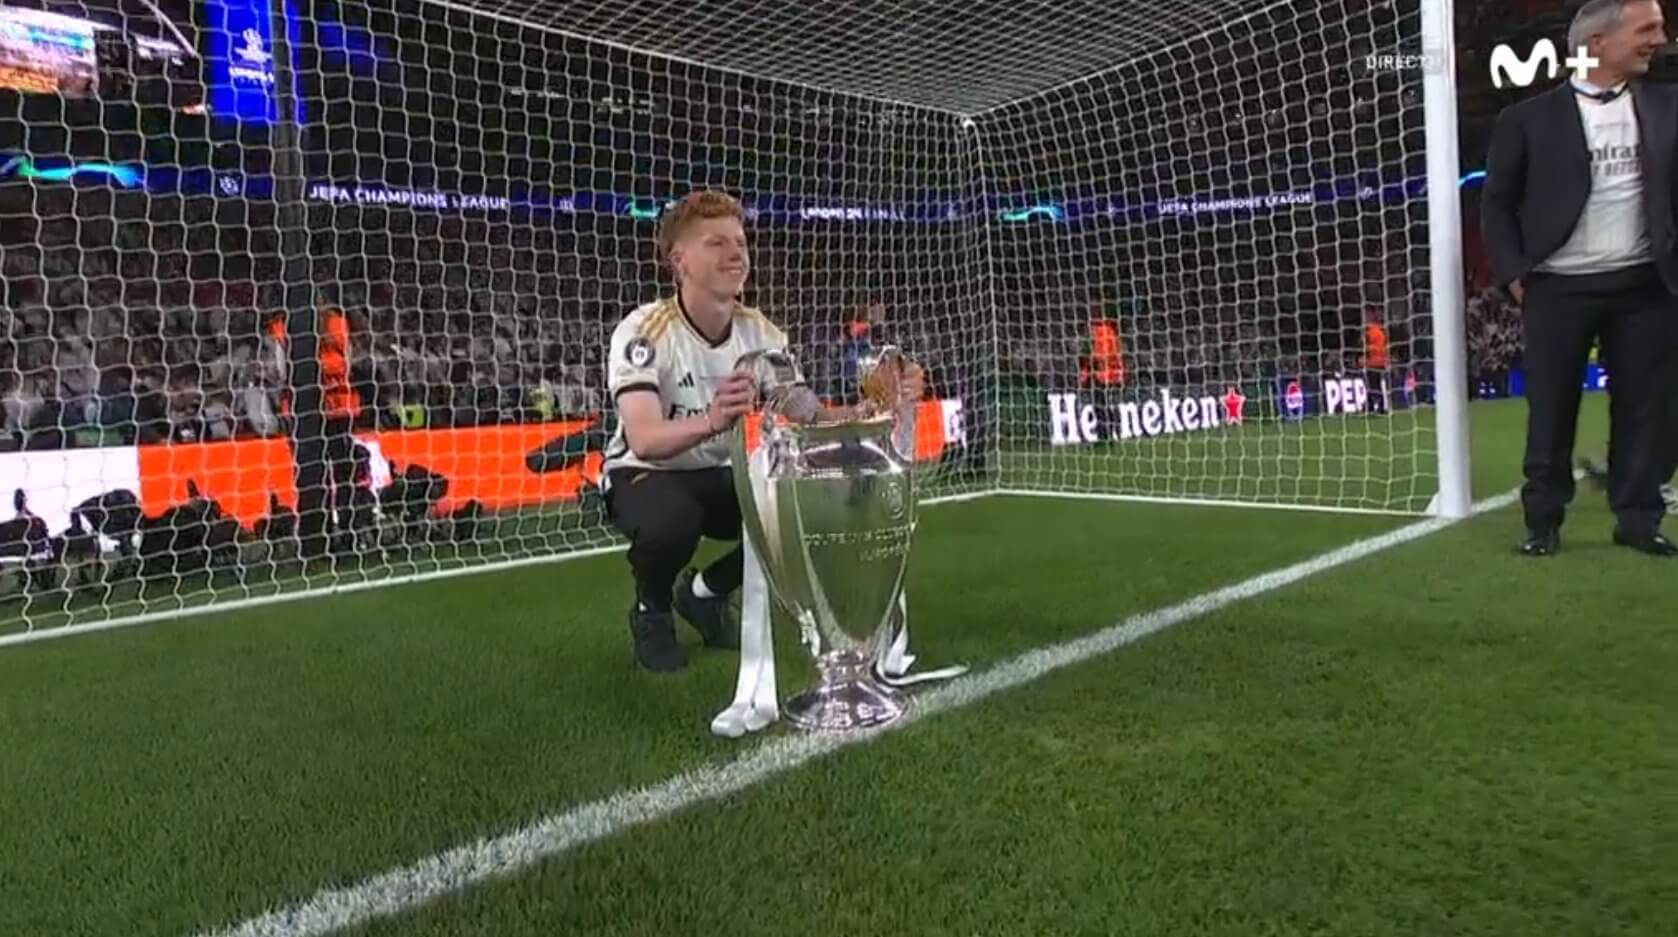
<box><xmin>1481</xmin><ymin>0</ymin><xmax>1678</xmax><ymax>558</ymax></box>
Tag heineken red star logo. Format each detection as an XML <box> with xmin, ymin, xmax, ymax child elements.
<box><xmin>1222</xmin><ymin>386</ymin><xmax>1247</xmax><ymax>424</ymax></box>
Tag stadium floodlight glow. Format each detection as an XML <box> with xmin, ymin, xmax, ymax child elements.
<box><xmin>0</xmin><ymin>0</ymin><xmax>1470</xmax><ymax>647</ymax></box>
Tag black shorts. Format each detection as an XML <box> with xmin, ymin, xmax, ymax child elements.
<box><xmin>604</xmin><ymin>466</ymin><xmax>742</xmax><ymax>548</ymax></box>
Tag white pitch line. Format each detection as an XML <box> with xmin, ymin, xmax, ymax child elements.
<box><xmin>194</xmin><ymin>485</ymin><xmax>1523</xmax><ymax>937</ymax></box>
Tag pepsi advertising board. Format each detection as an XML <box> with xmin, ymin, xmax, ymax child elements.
<box><xmin>1280</xmin><ymin>378</ymin><xmax>1308</xmax><ymax>421</ymax></box>
<box><xmin>1324</xmin><ymin>375</ymin><xmax>1371</xmax><ymax>414</ymax></box>
<box><xmin>1276</xmin><ymin>373</ymin><xmax>1418</xmax><ymax>421</ymax></box>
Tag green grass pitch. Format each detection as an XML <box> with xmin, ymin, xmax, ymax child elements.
<box><xmin>2</xmin><ymin>396</ymin><xmax>1673</xmax><ymax>937</ymax></box>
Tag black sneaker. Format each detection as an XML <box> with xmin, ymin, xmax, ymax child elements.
<box><xmin>674</xmin><ymin>569</ymin><xmax>739</xmax><ymax>650</ymax></box>
<box><xmin>1612</xmin><ymin>528</ymin><xmax>1678</xmax><ymax>558</ymax></box>
<box><xmin>628</xmin><ymin>603</ymin><xmax>686</xmax><ymax>672</ymax></box>
<box><xmin>1518</xmin><ymin>527</ymin><xmax>1559</xmax><ymax>557</ymax></box>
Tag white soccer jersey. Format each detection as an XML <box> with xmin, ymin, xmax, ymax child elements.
<box><xmin>1538</xmin><ymin>87</ymin><xmax>1651</xmax><ymax>275</ymax></box>
<box><xmin>602</xmin><ymin>295</ymin><xmax>789</xmax><ymax>478</ymax></box>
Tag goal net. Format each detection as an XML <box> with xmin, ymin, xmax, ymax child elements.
<box><xmin>0</xmin><ymin>0</ymin><xmax>1465</xmax><ymax>644</ymax></box>
<box><xmin>988</xmin><ymin>1</ymin><xmax>1454</xmax><ymax>514</ymax></box>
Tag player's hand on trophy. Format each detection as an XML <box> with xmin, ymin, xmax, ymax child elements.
<box><xmin>708</xmin><ymin>372</ymin><xmax>758</xmax><ymax>432</ymax></box>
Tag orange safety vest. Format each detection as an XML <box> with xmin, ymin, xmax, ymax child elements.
<box><xmin>265</xmin><ymin>316</ymin><xmax>292</xmax><ymax>418</ymax></box>
<box><xmin>1081</xmin><ymin>318</ymin><xmax>1125</xmax><ymax>386</ymax></box>
<box><xmin>267</xmin><ymin>309</ymin><xmax>362</xmax><ymax>419</ymax></box>
<box><xmin>1365</xmin><ymin>323</ymin><xmax>1389</xmax><ymax>369</ymax></box>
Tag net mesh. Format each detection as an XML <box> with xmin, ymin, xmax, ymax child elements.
<box><xmin>984</xmin><ymin>0</ymin><xmax>1438</xmax><ymax>511</ymax></box>
<box><xmin>0</xmin><ymin>0</ymin><xmax>1446</xmax><ymax>642</ymax></box>
<box><xmin>437</xmin><ymin>0</ymin><xmax>1220</xmax><ymax>116</ymax></box>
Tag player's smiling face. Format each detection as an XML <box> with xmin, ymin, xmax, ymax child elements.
<box><xmin>673</xmin><ymin>217</ymin><xmax>751</xmax><ymax>297</ymax></box>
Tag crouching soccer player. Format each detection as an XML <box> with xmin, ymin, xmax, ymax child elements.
<box><xmin>602</xmin><ymin>190</ymin><xmax>922</xmax><ymax>672</ymax></box>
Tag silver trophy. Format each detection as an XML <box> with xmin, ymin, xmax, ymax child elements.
<box><xmin>729</xmin><ymin>346</ymin><xmax>919</xmax><ymax>731</ymax></box>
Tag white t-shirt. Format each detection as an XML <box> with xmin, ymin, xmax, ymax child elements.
<box><xmin>602</xmin><ymin>295</ymin><xmax>789</xmax><ymax>478</ymax></box>
<box><xmin>1539</xmin><ymin>83</ymin><xmax>1651</xmax><ymax>275</ymax></box>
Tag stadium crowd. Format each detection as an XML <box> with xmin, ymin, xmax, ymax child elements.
<box><xmin>0</xmin><ymin>185</ymin><xmax>980</xmax><ymax>450</ymax></box>
<box><xmin>0</xmin><ymin>0</ymin><xmax>1586</xmax><ymax>454</ymax></box>
<box><xmin>2</xmin><ymin>178</ymin><xmax>1517</xmax><ymax>453</ymax></box>
<box><xmin>0</xmin><ymin>0</ymin><xmax>1561</xmax><ymax>453</ymax></box>
<box><xmin>1466</xmin><ymin>283</ymin><xmax>1524</xmax><ymax>394</ymax></box>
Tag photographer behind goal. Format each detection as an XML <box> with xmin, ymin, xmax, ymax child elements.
<box><xmin>601</xmin><ymin>190</ymin><xmax>923</xmax><ymax>673</ymax></box>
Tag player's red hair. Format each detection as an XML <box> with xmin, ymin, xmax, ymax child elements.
<box><xmin>656</xmin><ymin>190</ymin><xmax>746</xmax><ymax>275</ymax></box>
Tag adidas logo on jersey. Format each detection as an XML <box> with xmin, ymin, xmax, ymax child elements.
<box><xmin>678</xmin><ymin>372</ymin><xmax>696</xmax><ymax>389</ymax></box>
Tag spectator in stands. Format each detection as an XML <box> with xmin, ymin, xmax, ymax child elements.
<box><xmin>556</xmin><ymin>364</ymin><xmax>600</xmax><ymax>417</ymax></box>
<box><xmin>838</xmin><ymin>305</ymin><xmax>877</xmax><ymax>399</ymax></box>
<box><xmin>1363</xmin><ymin>308</ymin><xmax>1390</xmax><ymax>414</ymax></box>
<box><xmin>1</xmin><ymin>371</ymin><xmax>40</xmax><ymax>446</ymax></box>
<box><xmin>270</xmin><ymin>302</ymin><xmax>364</xmax><ymax>560</ymax></box>
<box><xmin>1079</xmin><ymin>308</ymin><xmax>1126</xmax><ymax>388</ymax></box>
<box><xmin>1079</xmin><ymin>308</ymin><xmax>1126</xmax><ymax>432</ymax></box>
<box><xmin>98</xmin><ymin>367</ymin><xmax>137</xmax><ymax>440</ymax></box>
<box><xmin>132</xmin><ymin>369</ymin><xmax>170</xmax><ymax>445</ymax></box>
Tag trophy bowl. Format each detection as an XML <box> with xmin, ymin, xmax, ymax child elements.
<box><xmin>731</xmin><ymin>348</ymin><xmax>918</xmax><ymax>732</ymax></box>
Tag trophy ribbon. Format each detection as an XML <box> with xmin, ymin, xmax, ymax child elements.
<box><xmin>710</xmin><ymin>442</ymin><xmax>782</xmax><ymax>739</ymax></box>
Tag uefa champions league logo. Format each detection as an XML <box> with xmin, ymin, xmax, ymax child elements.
<box><xmin>229</xmin><ymin>27</ymin><xmax>276</xmax><ymax>86</ymax></box>
<box><xmin>237</xmin><ymin>28</ymin><xmax>272</xmax><ymax>66</ymax></box>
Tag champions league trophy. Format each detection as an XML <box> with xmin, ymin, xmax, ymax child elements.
<box><xmin>713</xmin><ymin>345</ymin><xmax>963</xmax><ymax>736</ymax></box>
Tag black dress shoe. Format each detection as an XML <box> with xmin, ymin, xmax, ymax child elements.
<box><xmin>1519</xmin><ymin>528</ymin><xmax>1560</xmax><ymax>556</ymax></box>
<box><xmin>1612</xmin><ymin>529</ymin><xmax>1678</xmax><ymax>557</ymax></box>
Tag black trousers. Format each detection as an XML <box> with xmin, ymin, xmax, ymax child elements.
<box><xmin>1667</xmin><ymin>423</ymin><xmax>1678</xmax><ymax>485</ymax></box>
<box><xmin>1600</xmin><ymin>334</ymin><xmax>1678</xmax><ymax>487</ymax></box>
<box><xmin>291</xmin><ymin>414</ymin><xmax>359</xmax><ymax>558</ymax></box>
<box><xmin>605</xmin><ymin>466</ymin><xmax>745</xmax><ymax>610</ymax></box>
<box><xmin>1520</xmin><ymin>264</ymin><xmax>1678</xmax><ymax>536</ymax></box>
<box><xmin>1364</xmin><ymin>369</ymin><xmax>1389</xmax><ymax>414</ymax></box>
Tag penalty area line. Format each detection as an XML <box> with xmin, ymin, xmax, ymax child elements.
<box><xmin>192</xmin><ymin>485</ymin><xmax>1523</xmax><ymax>937</ymax></box>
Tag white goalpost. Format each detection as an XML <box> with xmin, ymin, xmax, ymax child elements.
<box><xmin>0</xmin><ymin>0</ymin><xmax>1468</xmax><ymax>647</ymax></box>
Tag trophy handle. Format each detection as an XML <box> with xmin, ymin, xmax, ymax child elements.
<box><xmin>857</xmin><ymin>345</ymin><xmax>902</xmax><ymax>413</ymax></box>
<box><xmin>860</xmin><ymin>345</ymin><xmax>919</xmax><ymax>461</ymax></box>
<box><xmin>892</xmin><ymin>398</ymin><xmax>916</xmax><ymax>463</ymax></box>
<box><xmin>731</xmin><ymin>414</ymin><xmax>802</xmax><ymax>625</ymax></box>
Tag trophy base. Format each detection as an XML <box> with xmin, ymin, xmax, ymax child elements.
<box><xmin>782</xmin><ymin>673</ymin><xmax>906</xmax><ymax>732</ymax></box>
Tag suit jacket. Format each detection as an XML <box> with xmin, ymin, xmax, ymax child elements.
<box><xmin>1480</xmin><ymin>80</ymin><xmax>1678</xmax><ymax>294</ymax></box>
